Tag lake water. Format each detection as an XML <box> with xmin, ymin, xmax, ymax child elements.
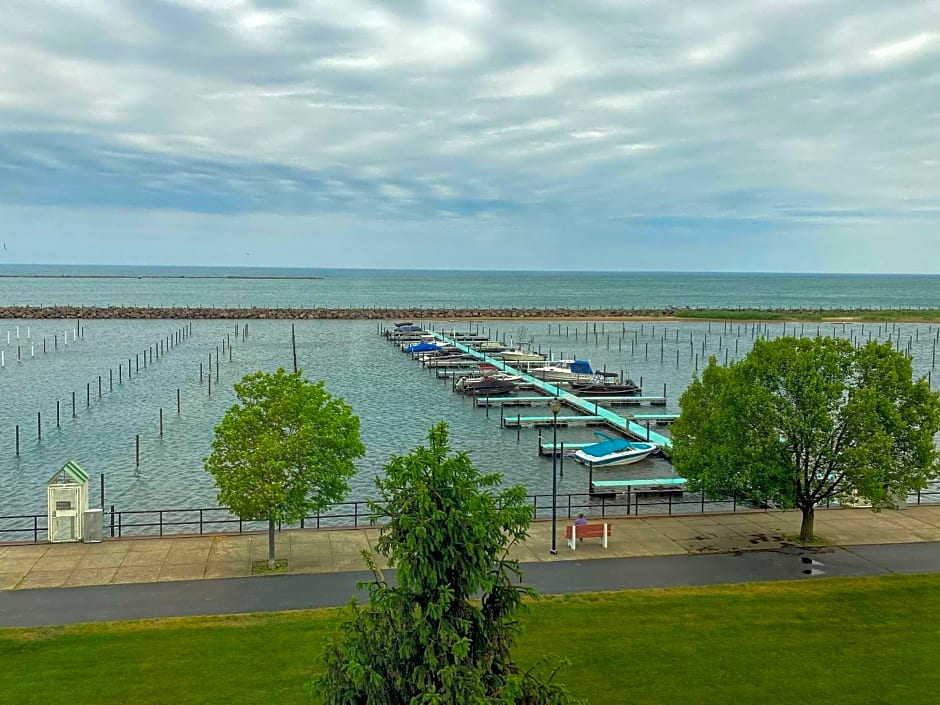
<box><xmin>2</xmin><ymin>310</ymin><xmax>937</xmax><ymax>535</ymax></box>
<box><xmin>2</xmin><ymin>265</ymin><xmax>940</xmax><ymax>310</ymax></box>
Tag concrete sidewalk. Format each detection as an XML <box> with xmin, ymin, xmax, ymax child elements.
<box><xmin>3</xmin><ymin>505</ymin><xmax>940</xmax><ymax>591</ymax></box>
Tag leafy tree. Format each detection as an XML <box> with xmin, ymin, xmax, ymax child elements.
<box><xmin>672</xmin><ymin>337</ymin><xmax>940</xmax><ymax>541</ymax></box>
<box><xmin>204</xmin><ymin>368</ymin><xmax>364</xmax><ymax>568</ymax></box>
<box><xmin>315</xmin><ymin>422</ymin><xmax>579</xmax><ymax>705</ymax></box>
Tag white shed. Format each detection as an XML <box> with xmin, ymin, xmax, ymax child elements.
<box><xmin>47</xmin><ymin>461</ymin><xmax>89</xmax><ymax>543</ymax></box>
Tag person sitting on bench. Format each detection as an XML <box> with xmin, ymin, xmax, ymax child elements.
<box><xmin>574</xmin><ymin>513</ymin><xmax>587</xmax><ymax>540</ymax></box>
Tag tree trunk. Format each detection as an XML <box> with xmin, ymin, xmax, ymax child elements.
<box><xmin>268</xmin><ymin>517</ymin><xmax>276</xmax><ymax>569</ymax></box>
<box><xmin>799</xmin><ymin>506</ymin><xmax>815</xmax><ymax>543</ymax></box>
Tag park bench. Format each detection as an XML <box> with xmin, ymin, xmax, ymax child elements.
<box><xmin>564</xmin><ymin>522</ymin><xmax>611</xmax><ymax>550</ymax></box>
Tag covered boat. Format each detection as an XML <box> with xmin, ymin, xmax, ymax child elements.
<box><xmin>570</xmin><ymin>377</ymin><xmax>642</xmax><ymax>396</ymax></box>
<box><xmin>528</xmin><ymin>359</ymin><xmax>596</xmax><ymax>383</ymax></box>
<box><xmin>498</xmin><ymin>349</ymin><xmax>546</xmax><ymax>362</ymax></box>
<box><xmin>405</xmin><ymin>341</ymin><xmax>442</xmax><ymax>353</ymax></box>
<box><xmin>573</xmin><ymin>432</ymin><xmax>658</xmax><ymax>467</ymax></box>
<box><xmin>454</xmin><ymin>364</ymin><xmax>521</xmax><ymax>396</ymax></box>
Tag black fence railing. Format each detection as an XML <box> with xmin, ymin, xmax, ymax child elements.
<box><xmin>3</xmin><ymin>488</ymin><xmax>940</xmax><ymax>544</ymax></box>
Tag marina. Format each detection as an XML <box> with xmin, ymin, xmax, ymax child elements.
<box><xmin>2</xmin><ymin>303</ymin><xmax>940</xmax><ymax>540</ymax></box>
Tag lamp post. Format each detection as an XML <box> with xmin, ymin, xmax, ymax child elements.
<box><xmin>550</xmin><ymin>398</ymin><xmax>562</xmax><ymax>555</ymax></box>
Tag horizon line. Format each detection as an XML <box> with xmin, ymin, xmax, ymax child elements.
<box><xmin>1</xmin><ymin>263</ymin><xmax>939</xmax><ymax>277</ymax></box>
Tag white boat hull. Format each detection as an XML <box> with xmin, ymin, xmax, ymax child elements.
<box><xmin>573</xmin><ymin>446</ymin><xmax>656</xmax><ymax>467</ymax></box>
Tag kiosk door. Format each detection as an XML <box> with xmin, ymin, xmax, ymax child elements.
<box><xmin>50</xmin><ymin>486</ymin><xmax>80</xmax><ymax>542</ymax></box>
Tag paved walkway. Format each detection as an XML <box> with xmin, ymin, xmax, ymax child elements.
<box><xmin>4</xmin><ymin>542</ymin><xmax>940</xmax><ymax>628</ymax></box>
<box><xmin>3</xmin><ymin>505</ymin><xmax>940</xmax><ymax>591</ymax></box>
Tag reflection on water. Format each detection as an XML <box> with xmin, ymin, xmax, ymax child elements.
<box><xmin>2</xmin><ymin>318</ymin><xmax>938</xmax><ymax>522</ymax></box>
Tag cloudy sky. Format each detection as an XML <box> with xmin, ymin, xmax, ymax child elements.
<box><xmin>0</xmin><ymin>0</ymin><xmax>938</xmax><ymax>272</ymax></box>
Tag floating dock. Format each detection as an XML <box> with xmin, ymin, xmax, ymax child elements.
<box><xmin>431</xmin><ymin>331</ymin><xmax>672</xmax><ymax>450</ymax></box>
<box><xmin>473</xmin><ymin>395</ymin><xmax>667</xmax><ymax>407</ymax></box>
<box><xmin>501</xmin><ymin>414</ymin><xmax>607</xmax><ymax>428</ymax></box>
<box><xmin>538</xmin><ymin>441</ymin><xmax>598</xmax><ymax>456</ymax></box>
<box><xmin>631</xmin><ymin>413</ymin><xmax>681</xmax><ymax>426</ymax></box>
<box><xmin>591</xmin><ymin>477</ymin><xmax>687</xmax><ymax>495</ymax></box>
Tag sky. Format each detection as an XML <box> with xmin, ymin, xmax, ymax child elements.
<box><xmin>0</xmin><ymin>0</ymin><xmax>938</xmax><ymax>272</ymax></box>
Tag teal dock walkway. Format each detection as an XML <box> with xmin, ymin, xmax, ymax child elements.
<box><xmin>501</xmin><ymin>414</ymin><xmax>606</xmax><ymax>428</ymax></box>
<box><xmin>432</xmin><ymin>332</ymin><xmax>672</xmax><ymax>449</ymax></box>
<box><xmin>591</xmin><ymin>477</ymin><xmax>688</xmax><ymax>494</ymax></box>
<box><xmin>632</xmin><ymin>413</ymin><xmax>681</xmax><ymax>426</ymax></box>
<box><xmin>473</xmin><ymin>395</ymin><xmax>667</xmax><ymax>407</ymax></box>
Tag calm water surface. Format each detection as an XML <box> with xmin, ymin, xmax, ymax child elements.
<box><xmin>2</xmin><ymin>315</ymin><xmax>937</xmax><ymax>531</ymax></box>
<box><xmin>2</xmin><ymin>265</ymin><xmax>940</xmax><ymax>310</ymax></box>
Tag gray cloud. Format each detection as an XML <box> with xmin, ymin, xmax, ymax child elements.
<box><xmin>0</xmin><ymin>0</ymin><xmax>938</xmax><ymax>270</ymax></box>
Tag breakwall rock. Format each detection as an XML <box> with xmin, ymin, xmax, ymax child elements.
<box><xmin>0</xmin><ymin>306</ymin><xmax>681</xmax><ymax>320</ymax></box>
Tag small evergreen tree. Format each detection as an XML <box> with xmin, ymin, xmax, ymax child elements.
<box><xmin>315</xmin><ymin>422</ymin><xmax>579</xmax><ymax>704</ymax></box>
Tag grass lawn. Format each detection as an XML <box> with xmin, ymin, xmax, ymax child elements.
<box><xmin>2</xmin><ymin>575</ymin><xmax>939</xmax><ymax>704</ymax></box>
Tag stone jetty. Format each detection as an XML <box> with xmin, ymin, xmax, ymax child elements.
<box><xmin>0</xmin><ymin>306</ymin><xmax>680</xmax><ymax>320</ymax></box>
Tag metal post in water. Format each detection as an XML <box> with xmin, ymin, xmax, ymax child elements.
<box><xmin>550</xmin><ymin>402</ymin><xmax>560</xmax><ymax>555</ymax></box>
<box><xmin>292</xmin><ymin>324</ymin><xmax>298</xmax><ymax>373</ymax></box>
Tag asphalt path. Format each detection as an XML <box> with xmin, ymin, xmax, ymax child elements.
<box><xmin>1</xmin><ymin>542</ymin><xmax>938</xmax><ymax>628</ymax></box>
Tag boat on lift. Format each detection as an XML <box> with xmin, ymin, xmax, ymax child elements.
<box><xmin>454</xmin><ymin>364</ymin><xmax>522</xmax><ymax>396</ymax></box>
<box><xmin>570</xmin><ymin>376</ymin><xmax>642</xmax><ymax>396</ymax></box>
<box><xmin>527</xmin><ymin>359</ymin><xmax>597</xmax><ymax>384</ymax></box>
<box><xmin>573</xmin><ymin>432</ymin><xmax>659</xmax><ymax>467</ymax></box>
<box><xmin>499</xmin><ymin>348</ymin><xmax>546</xmax><ymax>363</ymax></box>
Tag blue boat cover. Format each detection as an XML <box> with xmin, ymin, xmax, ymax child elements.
<box><xmin>580</xmin><ymin>431</ymin><xmax>636</xmax><ymax>458</ymax></box>
<box><xmin>570</xmin><ymin>360</ymin><xmax>594</xmax><ymax>374</ymax></box>
<box><xmin>406</xmin><ymin>341</ymin><xmax>441</xmax><ymax>353</ymax></box>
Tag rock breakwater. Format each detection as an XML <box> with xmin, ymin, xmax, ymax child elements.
<box><xmin>0</xmin><ymin>306</ymin><xmax>679</xmax><ymax>320</ymax></box>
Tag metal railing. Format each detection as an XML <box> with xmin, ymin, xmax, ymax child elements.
<box><xmin>3</xmin><ymin>488</ymin><xmax>940</xmax><ymax>544</ymax></box>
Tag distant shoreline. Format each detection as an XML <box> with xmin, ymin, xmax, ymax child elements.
<box><xmin>1</xmin><ymin>306</ymin><xmax>939</xmax><ymax>323</ymax></box>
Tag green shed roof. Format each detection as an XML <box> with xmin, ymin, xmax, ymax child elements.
<box><xmin>48</xmin><ymin>461</ymin><xmax>89</xmax><ymax>486</ymax></box>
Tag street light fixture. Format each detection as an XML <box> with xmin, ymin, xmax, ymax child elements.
<box><xmin>550</xmin><ymin>398</ymin><xmax>562</xmax><ymax>555</ymax></box>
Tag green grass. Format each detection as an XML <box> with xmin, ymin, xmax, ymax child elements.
<box><xmin>3</xmin><ymin>575</ymin><xmax>939</xmax><ymax>704</ymax></box>
<box><xmin>672</xmin><ymin>308</ymin><xmax>940</xmax><ymax>322</ymax></box>
<box><xmin>252</xmin><ymin>558</ymin><xmax>288</xmax><ymax>575</ymax></box>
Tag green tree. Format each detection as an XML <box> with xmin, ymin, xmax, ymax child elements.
<box><xmin>204</xmin><ymin>368</ymin><xmax>364</xmax><ymax>568</ymax></box>
<box><xmin>672</xmin><ymin>337</ymin><xmax>940</xmax><ymax>542</ymax></box>
<box><xmin>315</xmin><ymin>422</ymin><xmax>579</xmax><ymax>705</ymax></box>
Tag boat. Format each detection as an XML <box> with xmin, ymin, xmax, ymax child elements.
<box><xmin>573</xmin><ymin>432</ymin><xmax>658</xmax><ymax>467</ymax></box>
<box><xmin>475</xmin><ymin>341</ymin><xmax>509</xmax><ymax>353</ymax></box>
<box><xmin>454</xmin><ymin>364</ymin><xmax>522</xmax><ymax>396</ymax></box>
<box><xmin>527</xmin><ymin>359</ymin><xmax>597</xmax><ymax>384</ymax></box>
<box><xmin>455</xmin><ymin>375</ymin><xmax>518</xmax><ymax>396</ymax></box>
<box><xmin>498</xmin><ymin>349</ymin><xmax>546</xmax><ymax>363</ymax></box>
<box><xmin>570</xmin><ymin>377</ymin><xmax>642</xmax><ymax>396</ymax></box>
<box><xmin>405</xmin><ymin>341</ymin><xmax>441</xmax><ymax>354</ymax></box>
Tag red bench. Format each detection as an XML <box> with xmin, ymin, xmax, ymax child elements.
<box><xmin>564</xmin><ymin>522</ymin><xmax>611</xmax><ymax>550</ymax></box>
